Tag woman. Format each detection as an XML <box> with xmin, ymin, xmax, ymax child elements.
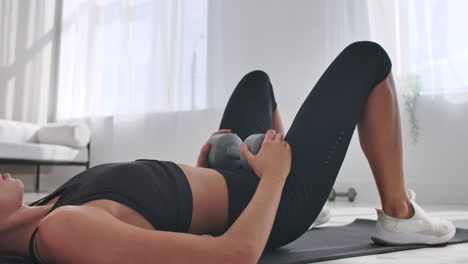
<box><xmin>0</xmin><ymin>41</ymin><xmax>455</xmax><ymax>264</ymax></box>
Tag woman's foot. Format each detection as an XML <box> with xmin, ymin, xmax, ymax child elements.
<box><xmin>371</xmin><ymin>190</ymin><xmax>456</xmax><ymax>245</ymax></box>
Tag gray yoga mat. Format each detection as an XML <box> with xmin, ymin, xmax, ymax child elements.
<box><xmin>259</xmin><ymin>218</ymin><xmax>468</xmax><ymax>264</ymax></box>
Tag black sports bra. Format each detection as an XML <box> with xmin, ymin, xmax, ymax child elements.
<box><xmin>27</xmin><ymin>159</ymin><xmax>192</xmax><ymax>264</ymax></box>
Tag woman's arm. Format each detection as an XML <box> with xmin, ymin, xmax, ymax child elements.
<box><xmin>221</xmin><ymin>176</ymin><xmax>286</xmax><ymax>263</ymax></box>
<box><xmin>220</xmin><ymin>129</ymin><xmax>292</xmax><ymax>263</ymax></box>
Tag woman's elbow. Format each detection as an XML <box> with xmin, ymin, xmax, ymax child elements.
<box><xmin>216</xmin><ymin>237</ymin><xmax>259</xmax><ymax>264</ymax></box>
<box><xmin>225</xmin><ymin>249</ymin><xmax>258</xmax><ymax>264</ymax></box>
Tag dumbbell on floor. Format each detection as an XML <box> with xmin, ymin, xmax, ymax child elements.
<box><xmin>328</xmin><ymin>187</ymin><xmax>357</xmax><ymax>202</ymax></box>
<box><xmin>207</xmin><ymin>133</ymin><xmax>265</xmax><ymax>170</ymax></box>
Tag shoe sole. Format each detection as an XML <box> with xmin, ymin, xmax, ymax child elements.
<box><xmin>309</xmin><ymin>213</ymin><xmax>332</xmax><ymax>229</ymax></box>
<box><xmin>371</xmin><ymin>223</ymin><xmax>456</xmax><ymax>246</ymax></box>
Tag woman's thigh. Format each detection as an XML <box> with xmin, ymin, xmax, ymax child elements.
<box><xmin>264</xmin><ymin>41</ymin><xmax>392</xmax><ymax>250</ymax></box>
<box><xmin>218</xmin><ymin>70</ymin><xmax>277</xmax><ymax>141</ymax></box>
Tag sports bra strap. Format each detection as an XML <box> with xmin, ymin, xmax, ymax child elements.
<box><xmin>28</xmin><ymin>227</ymin><xmax>47</xmax><ymax>264</ymax></box>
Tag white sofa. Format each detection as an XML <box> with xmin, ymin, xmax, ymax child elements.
<box><xmin>0</xmin><ymin>119</ymin><xmax>91</xmax><ymax>192</ymax></box>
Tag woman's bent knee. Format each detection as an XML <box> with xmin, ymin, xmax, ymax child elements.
<box><xmin>345</xmin><ymin>41</ymin><xmax>391</xmax><ymax>63</ymax></box>
<box><xmin>343</xmin><ymin>41</ymin><xmax>392</xmax><ymax>84</ymax></box>
<box><xmin>242</xmin><ymin>70</ymin><xmax>271</xmax><ymax>83</ymax></box>
<box><xmin>237</xmin><ymin>69</ymin><xmax>275</xmax><ymax>100</ymax></box>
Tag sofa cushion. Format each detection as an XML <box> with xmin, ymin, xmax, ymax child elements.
<box><xmin>0</xmin><ymin>141</ymin><xmax>83</xmax><ymax>162</ymax></box>
<box><xmin>37</xmin><ymin>123</ymin><xmax>91</xmax><ymax>148</ymax></box>
<box><xmin>0</xmin><ymin>119</ymin><xmax>39</xmax><ymax>143</ymax></box>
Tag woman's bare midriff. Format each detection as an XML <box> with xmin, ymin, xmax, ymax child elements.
<box><xmin>41</xmin><ymin>163</ymin><xmax>229</xmax><ymax>236</ymax></box>
<box><xmin>176</xmin><ymin>163</ymin><xmax>229</xmax><ymax>235</ymax></box>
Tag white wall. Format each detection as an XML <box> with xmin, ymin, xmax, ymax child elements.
<box><xmin>4</xmin><ymin>0</ymin><xmax>468</xmax><ymax>205</ymax></box>
<box><xmin>207</xmin><ymin>0</ymin><xmax>331</xmax><ymax>111</ymax></box>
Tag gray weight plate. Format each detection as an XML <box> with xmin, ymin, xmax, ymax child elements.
<box><xmin>240</xmin><ymin>134</ymin><xmax>265</xmax><ymax>169</ymax></box>
<box><xmin>207</xmin><ymin>133</ymin><xmax>242</xmax><ymax>169</ymax></box>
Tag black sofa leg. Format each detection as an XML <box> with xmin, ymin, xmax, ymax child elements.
<box><xmin>35</xmin><ymin>164</ymin><xmax>40</xmax><ymax>193</ymax></box>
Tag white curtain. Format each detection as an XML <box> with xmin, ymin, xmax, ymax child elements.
<box><xmin>324</xmin><ymin>0</ymin><xmax>468</xmax><ymax>98</ymax></box>
<box><xmin>56</xmin><ymin>0</ymin><xmax>208</xmax><ymax>120</ymax></box>
<box><xmin>323</xmin><ymin>0</ymin><xmax>371</xmax><ymax>62</ymax></box>
<box><xmin>0</xmin><ymin>0</ymin><xmax>60</xmax><ymax>123</ymax></box>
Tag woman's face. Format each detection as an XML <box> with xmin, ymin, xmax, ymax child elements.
<box><xmin>0</xmin><ymin>173</ymin><xmax>24</xmax><ymax>222</ymax></box>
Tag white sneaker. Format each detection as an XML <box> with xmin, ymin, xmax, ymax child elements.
<box><xmin>309</xmin><ymin>204</ymin><xmax>331</xmax><ymax>229</ymax></box>
<box><xmin>371</xmin><ymin>189</ymin><xmax>456</xmax><ymax>245</ymax></box>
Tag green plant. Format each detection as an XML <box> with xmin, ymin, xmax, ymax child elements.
<box><xmin>401</xmin><ymin>75</ymin><xmax>422</xmax><ymax>145</ymax></box>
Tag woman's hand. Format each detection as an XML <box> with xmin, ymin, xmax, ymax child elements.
<box><xmin>241</xmin><ymin>129</ymin><xmax>292</xmax><ymax>183</ymax></box>
<box><xmin>196</xmin><ymin>129</ymin><xmax>234</xmax><ymax>168</ymax></box>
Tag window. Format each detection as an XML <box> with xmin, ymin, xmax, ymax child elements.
<box><xmin>367</xmin><ymin>0</ymin><xmax>468</xmax><ymax>95</ymax></box>
<box><xmin>56</xmin><ymin>0</ymin><xmax>208</xmax><ymax>119</ymax></box>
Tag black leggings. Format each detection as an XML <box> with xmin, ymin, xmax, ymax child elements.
<box><xmin>218</xmin><ymin>41</ymin><xmax>392</xmax><ymax>250</ymax></box>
